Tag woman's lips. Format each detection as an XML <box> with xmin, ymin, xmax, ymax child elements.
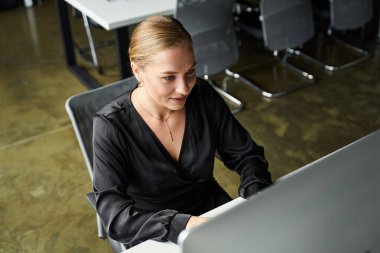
<box><xmin>170</xmin><ymin>96</ymin><xmax>187</xmax><ymax>103</ymax></box>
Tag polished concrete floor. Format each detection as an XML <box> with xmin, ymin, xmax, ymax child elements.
<box><xmin>1</xmin><ymin>1</ymin><xmax>380</xmax><ymax>252</ymax></box>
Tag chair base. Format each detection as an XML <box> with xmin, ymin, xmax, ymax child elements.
<box><xmin>296</xmin><ymin>35</ymin><xmax>370</xmax><ymax>72</ymax></box>
<box><xmin>204</xmin><ymin>75</ymin><xmax>245</xmax><ymax>114</ymax></box>
<box><xmin>226</xmin><ymin>50</ymin><xmax>316</xmax><ymax>99</ymax></box>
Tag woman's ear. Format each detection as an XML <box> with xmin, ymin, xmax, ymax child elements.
<box><xmin>131</xmin><ymin>62</ymin><xmax>141</xmax><ymax>82</ymax></box>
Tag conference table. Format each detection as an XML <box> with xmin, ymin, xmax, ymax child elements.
<box><xmin>56</xmin><ymin>0</ymin><xmax>176</xmax><ymax>88</ymax></box>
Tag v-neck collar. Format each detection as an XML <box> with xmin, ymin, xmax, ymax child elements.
<box><xmin>127</xmin><ymin>90</ymin><xmax>188</xmax><ymax>165</ymax></box>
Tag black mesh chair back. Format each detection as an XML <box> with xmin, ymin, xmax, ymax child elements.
<box><xmin>330</xmin><ymin>0</ymin><xmax>373</xmax><ymax>30</ymax></box>
<box><xmin>65</xmin><ymin>77</ymin><xmax>137</xmax><ymax>252</ymax></box>
<box><xmin>176</xmin><ymin>0</ymin><xmax>238</xmax><ymax>76</ymax></box>
<box><xmin>66</xmin><ymin>78</ymin><xmax>136</xmax><ymax>179</ymax></box>
<box><xmin>261</xmin><ymin>0</ymin><xmax>315</xmax><ymax>51</ymax></box>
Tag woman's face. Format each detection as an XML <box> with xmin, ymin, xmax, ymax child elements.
<box><xmin>134</xmin><ymin>43</ymin><xmax>197</xmax><ymax>111</ymax></box>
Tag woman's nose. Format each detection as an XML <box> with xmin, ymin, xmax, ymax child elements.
<box><xmin>175</xmin><ymin>78</ymin><xmax>190</xmax><ymax>95</ymax></box>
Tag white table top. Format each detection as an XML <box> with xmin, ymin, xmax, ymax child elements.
<box><xmin>64</xmin><ymin>0</ymin><xmax>176</xmax><ymax>30</ymax></box>
<box><xmin>121</xmin><ymin>197</ymin><xmax>246</xmax><ymax>253</ymax></box>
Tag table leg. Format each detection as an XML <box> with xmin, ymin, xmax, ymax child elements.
<box><xmin>115</xmin><ymin>27</ymin><xmax>132</xmax><ymax>79</ymax></box>
<box><xmin>55</xmin><ymin>0</ymin><xmax>101</xmax><ymax>89</ymax></box>
<box><xmin>24</xmin><ymin>0</ymin><xmax>33</xmax><ymax>7</ymax></box>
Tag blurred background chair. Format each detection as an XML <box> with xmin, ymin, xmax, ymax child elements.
<box><xmin>300</xmin><ymin>0</ymin><xmax>374</xmax><ymax>72</ymax></box>
<box><xmin>176</xmin><ymin>0</ymin><xmax>247</xmax><ymax>113</ymax></box>
<box><xmin>235</xmin><ymin>0</ymin><xmax>316</xmax><ymax>98</ymax></box>
<box><xmin>65</xmin><ymin>77</ymin><xmax>137</xmax><ymax>253</ymax></box>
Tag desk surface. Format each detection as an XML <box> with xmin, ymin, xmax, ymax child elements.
<box><xmin>65</xmin><ymin>0</ymin><xmax>176</xmax><ymax>30</ymax></box>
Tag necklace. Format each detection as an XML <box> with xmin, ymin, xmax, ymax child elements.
<box><xmin>137</xmin><ymin>102</ymin><xmax>175</xmax><ymax>143</ymax></box>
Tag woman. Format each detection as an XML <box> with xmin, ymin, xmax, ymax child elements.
<box><xmin>92</xmin><ymin>16</ymin><xmax>272</xmax><ymax>249</ymax></box>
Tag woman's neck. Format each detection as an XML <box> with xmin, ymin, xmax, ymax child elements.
<box><xmin>132</xmin><ymin>86</ymin><xmax>172</xmax><ymax>120</ymax></box>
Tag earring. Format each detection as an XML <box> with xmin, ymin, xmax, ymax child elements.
<box><xmin>137</xmin><ymin>80</ymin><xmax>144</xmax><ymax>87</ymax></box>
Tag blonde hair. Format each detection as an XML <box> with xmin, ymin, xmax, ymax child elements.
<box><xmin>129</xmin><ymin>16</ymin><xmax>193</xmax><ymax>69</ymax></box>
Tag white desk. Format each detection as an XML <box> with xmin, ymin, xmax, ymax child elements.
<box><xmin>56</xmin><ymin>0</ymin><xmax>176</xmax><ymax>88</ymax></box>
<box><xmin>121</xmin><ymin>197</ymin><xmax>246</xmax><ymax>253</ymax></box>
<box><xmin>65</xmin><ymin>0</ymin><xmax>176</xmax><ymax>30</ymax></box>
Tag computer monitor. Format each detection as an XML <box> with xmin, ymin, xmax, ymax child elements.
<box><xmin>179</xmin><ymin>130</ymin><xmax>380</xmax><ymax>253</ymax></box>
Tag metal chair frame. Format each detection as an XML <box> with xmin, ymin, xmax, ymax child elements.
<box><xmin>298</xmin><ymin>0</ymin><xmax>373</xmax><ymax>72</ymax></box>
<box><xmin>236</xmin><ymin>0</ymin><xmax>316</xmax><ymax>98</ymax></box>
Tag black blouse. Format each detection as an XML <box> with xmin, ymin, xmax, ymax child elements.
<box><xmin>92</xmin><ymin>78</ymin><xmax>272</xmax><ymax>248</ymax></box>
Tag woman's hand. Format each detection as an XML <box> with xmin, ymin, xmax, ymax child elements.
<box><xmin>186</xmin><ymin>216</ymin><xmax>210</xmax><ymax>230</ymax></box>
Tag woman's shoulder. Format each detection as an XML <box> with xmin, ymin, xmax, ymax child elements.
<box><xmin>95</xmin><ymin>89</ymin><xmax>134</xmax><ymax>119</ymax></box>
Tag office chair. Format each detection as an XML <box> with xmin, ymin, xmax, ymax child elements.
<box><xmin>300</xmin><ymin>0</ymin><xmax>373</xmax><ymax>72</ymax></box>
<box><xmin>236</xmin><ymin>0</ymin><xmax>316</xmax><ymax>98</ymax></box>
<box><xmin>65</xmin><ymin>77</ymin><xmax>137</xmax><ymax>253</ymax></box>
<box><xmin>176</xmin><ymin>0</ymin><xmax>248</xmax><ymax>113</ymax></box>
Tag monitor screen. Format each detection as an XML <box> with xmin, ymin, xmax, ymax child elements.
<box><xmin>179</xmin><ymin>130</ymin><xmax>380</xmax><ymax>253</ymax></box>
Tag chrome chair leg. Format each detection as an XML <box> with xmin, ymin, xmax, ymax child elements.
<box><xmin>225</xmin><ymin>68</ymin><xmax>283</xmax><ymax>98</ymax></box>
<box><xmin>225</xmin><ymin>60</ymin><xmax>315</xmax><ymax>99</ymax></box>
<box><xmin>204</xmin><ymin>75</ymin><xmax>245</xmax><ymax>114</ymax></box>
<box><xmin>295</xmin><ymin>35</ymin><xmax>370</xmax><ymax>72</ymax></box>
<box><xmin>285</xmin><ymin>49</ymin><xmax>315</xmax><ymax>80</ymax></box>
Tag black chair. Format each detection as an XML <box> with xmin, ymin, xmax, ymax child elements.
<box><xmin>236</xmin><ymin>0</ymin><xmax>316</xmax><ymax>98</ymax></box>
<box><xmin>176</xmin><ymin>0</ymin><xmax>247</xmax><ymax>113</ymax></box>
<box><xmin>65</xmin><ymin>77</ymin><xmax>137</xmax><ymax>253</ymax></box>
<box><xmin>301</xmin><ymin>0</ymin><xmax>374</xmax><ymax>72</ymax></box>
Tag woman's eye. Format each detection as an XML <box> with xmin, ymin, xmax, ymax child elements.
<box><xmin>163</xmin><ymin>76</ymin><xmax>175</xmax><ymax>81</ymax></box>
<box><xmin>187</xmin><ymin>69</ymin><xmax>195</xmax><ymax>76</ymax></box>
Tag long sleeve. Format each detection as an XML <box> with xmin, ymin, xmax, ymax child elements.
<box><xmin>203</xmin><ymin>84</ymin><xmax>272</xmax><ymax>198</ymax></box>
<box><xmin>91</xmin><ymin>79</ymin><xmax>272</xmax><ymax>248</ymax></box>
<box><xmin>92</xmin><ymin>114</ymin><xmax>191</xmax><ymax>248</ymax></box>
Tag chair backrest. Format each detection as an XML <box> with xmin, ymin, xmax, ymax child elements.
<box><xmin>330</xmin><ymin>0</ymin><xmax>373</xmax><ymax>30</ymax></box>
<box><xmin>175</xmin><ymin>0</ymin><xmax>239</xmax><ymax>76</ymax></box>
<box><xmin>260</xmin><ymin>0</ymin><xmax>315</xmax><ymax>51</ymax></box>
<box><xmin>65</xmin><ymin>77</ymin><xmax>137</xmax><ymax>179</ymax></box>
